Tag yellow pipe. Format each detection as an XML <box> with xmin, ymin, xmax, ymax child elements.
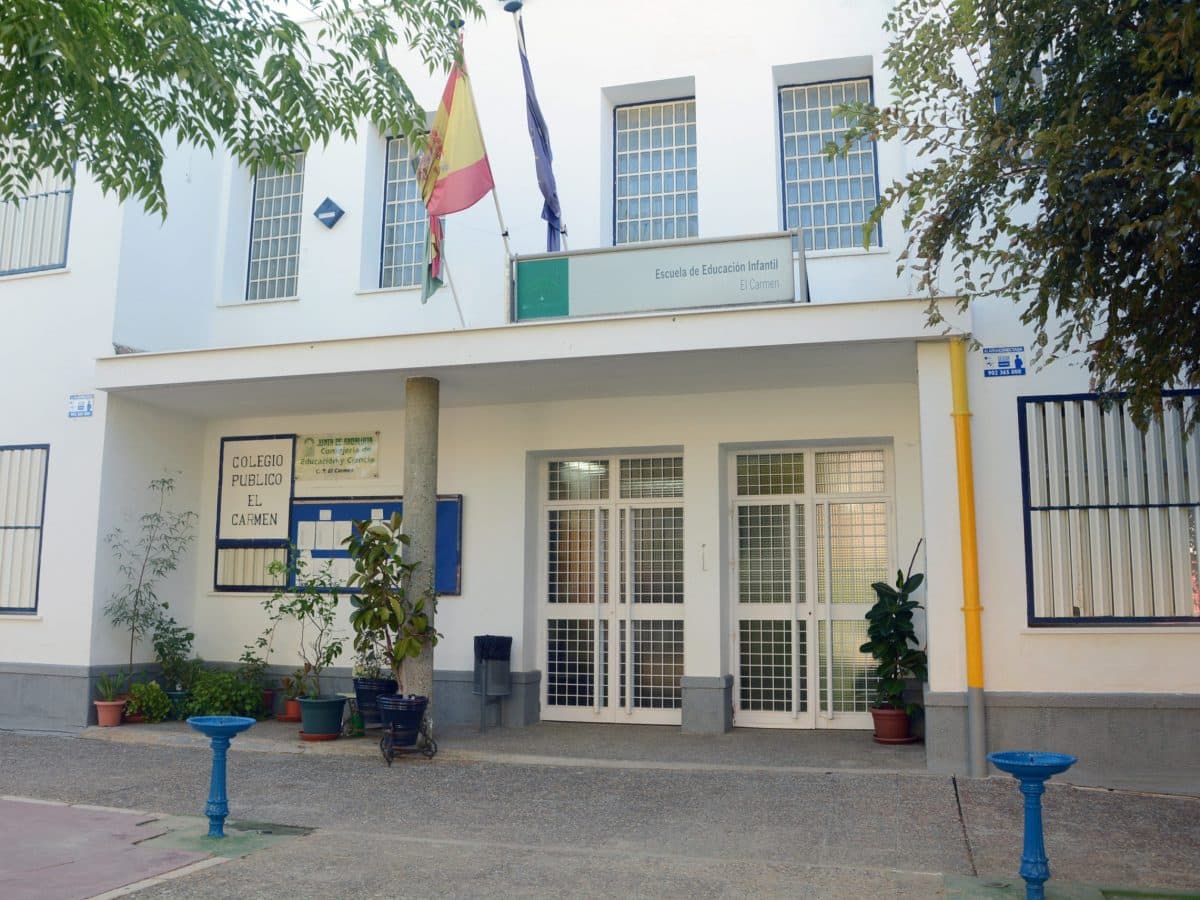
<box><xmin>950</xmin><ymin>339</ymin><xmax>985</xmax><ymax>690</ymax></box>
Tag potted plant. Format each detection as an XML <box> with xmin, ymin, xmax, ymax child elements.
<box><xmin>350</xmin><ymin>640</ymin><xmax>396</xmax><ymax>729</ymax></box>
<box><xmin>860</xmin><ymin>543</ymin><xmax>928</xmax><ymax>744</ymax></box>
<box><xmin>278</xmin><ymin>670</ymin><xmax>309</xmax><ymax>722</ymax></box>
<box><xmin>104</xmin><ymin>477</ymin><xmax>197</xmax><ymax>681</ymax></box>
<box><xmin>345</xmin><ymin>514</ymin><xmax>440</xmax><ymax>747</ymax></box>
<box><xmin>94</xmin><ymin>673</ymin><xmax>127</xmax><ymax>727</ymax></box>
<box><xmin>186</xmin><ymin>668</ymin><xmax>262</xmax><ymax>717</ymax></box>
<box><xmin>152</xmin><ymin>616</ymin><xmax>195</xmax><ymax>715</ymax></box>
<box><xmin>266</xmin><ymin>554</ymin><xmax>345</xmax><ymax>740</ymax></box>
<box><xmin>126</xmin><ymin>680</ymin><xmax>172</xmax><ymax>723</ymax></box>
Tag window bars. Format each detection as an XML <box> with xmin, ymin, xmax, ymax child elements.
<box><xmin>1020</xmin><ymin>393</ymin><xmax>1200</xmax><ymax>623</ymax></box>
<box><xmin>614</xmin><ymin>99</ymin><xmax>698</xmax><ymax>245</ymax></box>
<box><xmin>779</xmin><ymin>79</ymin><xmax>880</xmax><ymax>252</ymax></box>
<box><xmin>0</xmin><ymin>173</ymin><xmax>72</xmax><ymax>276</ymax></box>
<box><xmin>246</xmin><ymin>153</ymin><xmax>305</xmax><ymax>301</ymax></box>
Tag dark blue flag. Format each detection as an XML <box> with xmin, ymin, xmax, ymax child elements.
<box><xmin>516</xmin><ymin>16</ymin><xmax>563</xmax><ymax>252</ymax></box>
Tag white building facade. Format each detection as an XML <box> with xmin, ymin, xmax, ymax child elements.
<box><xmin>1</xmin><ymin>0</ymin><xmax>1196</xmax><ymax>792</ymax></box>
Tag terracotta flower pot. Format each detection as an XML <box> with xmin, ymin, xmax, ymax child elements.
<box><xmin>869</xmin><ymin>706</ymin><xmax>918</xmax><ymax>744</ymax></box>
<box><xmin>278</xmin><ymin>698</ymin><xmax>302</xmax><ymax>722</ymax></box>
<box><xmin>94</xmin><ymin>700</ymin><xmax>125</xmax><ymax>727</ymax></box>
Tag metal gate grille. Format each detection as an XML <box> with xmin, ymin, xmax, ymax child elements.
<box><xmin>0</xmin><ymin>446</ymin><xmax>49</xmax><ymax>611</ymax></box>
<box><xmin>1020</xmin><ymin>393</ymin><xmax>1200</xmax><ymax>622</ymax></box>
<box><xmin>547</xmin><ymin>619</ymin><xmax>608</xmax><ymax>707</ymax></box>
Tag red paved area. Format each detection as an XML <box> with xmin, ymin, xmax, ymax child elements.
<box><xmin>0</xmin><ymin>798</ymin><xmax>209</xmax><ymax>900</ymax></box>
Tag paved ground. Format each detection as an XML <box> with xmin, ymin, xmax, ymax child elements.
<box><xmin>1</xmin><ymin>725</ymin><xmax>1197</xmax><ymax>898</ymax></box>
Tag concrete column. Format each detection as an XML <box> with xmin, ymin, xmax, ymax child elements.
<box><xmin>403</xmin><ymin>377</ymin><xmax>439</xmax><ymax>708</ymax></box>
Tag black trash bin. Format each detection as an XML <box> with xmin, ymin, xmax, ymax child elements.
<box><xmin>472</xmin><ymin>635</ymin><xmax>512</xmax><ymax>731</ymax></box>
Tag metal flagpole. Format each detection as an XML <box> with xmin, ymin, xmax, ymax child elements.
<box><xmin>441</xmin><ymin>255</ymin><xmax>467</xmax><ymax>328</ymax></box>
<box><xmin>458</xmin><ymin>52</ymin><xmax>512</xmax><ymax>260</ymax></box>
<box><xmin>455</xmin><ymin>32</ymin><xmax>513</xmax><ymax>321</ymax></box>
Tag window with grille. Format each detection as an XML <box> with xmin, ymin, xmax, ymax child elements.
<box><xmin>246</xmin><ymin>152</ymin><xmax>305</xmax><ymax>301</ymax></box>
<box><xmin>779</xmin><ymin>79</ymin><xmax>880</xmax><ymax>252</ymax></box>
<box><xmin>614</xmin><ymin>99</ymin><xmax>697</xmax><ymax>245</ymax></box>
<box><xmin>0</xmin><ymin>445</ymin><xmax>49</xmax><ymax>613</ymax></box>
<box><xmin>380</xmin><ymin>137</ymin><xmax>427</xmax><ymax>289</ymax></box>
<box><xmin>0</xmin><ymin>172</ymin><xmax>73</xmax><ymax>276</ymax></box>
<box><xmin>1020</xmin><ymin>393</ymin><xmax>1200</xmax><ymax>623</ymax></box>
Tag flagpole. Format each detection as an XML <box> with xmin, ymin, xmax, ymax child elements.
<box><xmin>509</xmin><ymin>7</ymin><xmax>568</xmax><ymax>252</ymax></box>
<box><xmin>457</xmin><ymin>53</ymin><xmax>512</xmax><ymax>262</ymax></box>
<box><xmin>441</xmin><ymin>255</ymin><xmax>467</xmax><ymax>328</ymax></box>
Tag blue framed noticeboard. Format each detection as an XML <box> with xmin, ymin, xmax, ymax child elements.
<box><xmin>289</xmin><ymin>495</ymin><xmax>463</xmax><ymax>595</ymax></box>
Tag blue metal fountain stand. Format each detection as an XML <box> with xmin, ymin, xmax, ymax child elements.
<box><xmin>987</xmin><ymin>750</ymin><xmax>1078</xmax><ymax>900</ymax></box>
<box><xmin>186</xmin><ymin>716</ymin><xmax>256</xmax><ymax>837</ymax></box>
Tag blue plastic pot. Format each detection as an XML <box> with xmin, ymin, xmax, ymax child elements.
<box><xmin>376</xmin><ymin>694</ymin><xmax>428</xmax><ymax>747</ymax></box>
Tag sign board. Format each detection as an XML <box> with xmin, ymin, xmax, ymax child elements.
<box><xmin>68</xmin><ymin>393</ymin><xmax>94</xmax><ymax>418</ymax></box>
<box><xmin>295</xmin><ymin>433</ymin><xmax>379</xmax><ymax>480</ymax></box>
<box><xmin>218</xmin><ymin>436</ymin><xmax>294</xmax><ymax>541</ymax></box>
<box><xmin>983</xmin><ymin>345</ymin><xmax>1027</xmax><ymax>378</ymax></box>
<box><xmin>513</xmin><ymin>232</ymin><xmax>800</xmax><ymax>321</ymax></box>
<box><xmin>290</xmin><ymin>496</ymin><xmax>463</xmax><ymax>594</ymax></box>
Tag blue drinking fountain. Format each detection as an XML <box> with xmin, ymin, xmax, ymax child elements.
<box><xmin>186</xmin><ymin>715</ymin><xmax>256</xmax><ymax>837</ymax></box>
<box><xmin>987</xmin><ymin>750</ymin><xmax>1078</xmax><ymax>900</ymax></box>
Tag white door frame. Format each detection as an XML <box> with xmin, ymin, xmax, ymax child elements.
<box><xmin>728</xmin><ymin>445</ymin><xmax>896</xmax><ymax>730</ymax></box>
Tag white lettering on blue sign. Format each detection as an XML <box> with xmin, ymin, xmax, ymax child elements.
<box><xmin>982</xmin><ymin>345</ymin><xmax>1027</xmax><ymax>378</ymax></box>
<box><xmin>68</xmin><ymin>393</ymin><xmax>94</xmax><ymax>418</ymax></box>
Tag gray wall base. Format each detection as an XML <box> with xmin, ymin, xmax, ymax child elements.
<box><xmin>681</xmin><ymin>675</ymin><xmax>733</xmax><ymax>733</ymax></box>
<box><xmin>432</xmin><ymin>670</ymin><xmax>541</xmax><ymax>728</ymax></box>
<box><xmin>0</xmin><ymin>663</ymin><xmax>541</xmax><ymax>733</ymax></box>
<box><xmin>0</xmin><ymin>663</ymin><xmax>161</xmax><ymax>732</ymax></box>
<box><xmin>925</xmin><ymin>690</ymin><xmax>1200</xmax><ymax>795</ymax></box>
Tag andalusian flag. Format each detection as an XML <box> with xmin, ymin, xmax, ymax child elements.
<box><xmin>419</xmin><ymin>59</ymin><xmax>495</xmax><ymax>302</ymax></box>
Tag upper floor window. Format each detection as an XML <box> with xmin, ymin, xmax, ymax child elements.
<box><xmin>1021</xmin><ymin>393</ymin><xmax>1200</xmax><ymax>624</ymax></box>
<box><xmin>0</xmin><ymin>445</ymin><xmax>49</xmax><ymax>614</ymax></box>
<box><xmin>0</xmin><ymin>172</ymin><xmax>73</xmax><ymax>276</ymax></box>
<box><xmin>380</xmin><ymin>137</ymin><xmax>427</xmax><ymax>289</ymax></box>
<box><xmin>780</xmin><ymin>79</ymin><xmax>880</xmax><ymax>252</ymax></box>
<box><xmin>614</xmin><ymin>99</ymin><xmax>697</xmax><ymax>245</ymax></box>
<box><xmin>246</xmin><ymin>152</ymin><xmax>305</xmax><ymax>301</ymax></box>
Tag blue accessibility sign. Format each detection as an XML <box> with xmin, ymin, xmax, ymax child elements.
<box><xmin>982</xmin><ymin>346</ymin><xmax>1026</xmax><ymax>378</ymax></box>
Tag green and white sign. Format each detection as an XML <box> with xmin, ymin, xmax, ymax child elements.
<box><xmin>514</xmin><ymin>232</ymin><xmax>799</xmax><ymax>321</ymax></box>
<box><xmin>295</xmin><ymin>433</ymin><xmax>379</xmax><ymax>480</ymax></box>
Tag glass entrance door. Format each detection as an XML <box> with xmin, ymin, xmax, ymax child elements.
<box><xmin>732</xmin><ymin>449</ymin><xmax>893</xmax><ymax>729</ymax></box>
<box><xmin>541</xmin><ymin>457</ymin><xmax>685</xmax><ymax>725</ymax></box>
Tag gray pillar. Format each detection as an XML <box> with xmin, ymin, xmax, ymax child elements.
<box><xmin>402</xmin><ymin>377</ymin><xmax>439</xmax><ymax>710</ymax></box>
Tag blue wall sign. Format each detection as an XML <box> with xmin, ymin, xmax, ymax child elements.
<box><xmin>313</xmin><ymin>197</ymin><xmax>345</xmax><ymax>229</ymax></box>
<box><xmin>68</xmin><ymin>393</ymin><xmax>94</xmax><ymax>418</ymax></box>
<box><xmin>983</xmin><ymin>346</ymin><xmax>1026</xmax><ymax>378</ymax></box>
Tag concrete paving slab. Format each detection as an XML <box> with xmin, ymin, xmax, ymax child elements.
<box><xmin>0</xmin><ymin>798</ymin><xmax>209</xmax><ymax>900</ymax></box>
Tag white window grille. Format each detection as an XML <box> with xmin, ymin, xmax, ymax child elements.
<box><xmin>1021</xmin><ymin>393</ymin><xmax>1200</xmax><ymax>622</ymax></box>
<box><xmin>0</xmin><ymin>445</ymin><xmax>49</xmax><ymax>612</ymax></box>
<box><xmin>614</xmin><ymin>99</ymin><xmax>697</xmax><ymax>245</ymax></box>
<box><xmin>380</xmin><ymin>137</ymin><xmax>427</xmax><ymax>289</ymax></box>
<box><xmin>779</xmin><ymin>79</ymin><xmax>880</xmax><ymax>252</ymax></box>
<box><xmin>0</xmin><ymin>172</ymin><xmax>73</xmax><ymax>276</ymax></box>
<box><xmin>246</xmin><ymin>152</ymin><xmax>305</xmax><ymax>301</ymax></box>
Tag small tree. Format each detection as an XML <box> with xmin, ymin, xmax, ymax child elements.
<box><xmin>832</xmin><ymin>1</ymin><xmax>1200</xmax><ymax>430</ymax></box>
<box><xmin>860</xmin><ymin>543</ymin><xmax>928</xmax><ymax>717</ymax></box>
<box><xmin>265</xmin><ymin>554</ymin><xmax>345</xmax><ymax>698</ymax></box>
<box><xmin>344</xmin><ymin>514</ymin><xmax>440</xmax><ymax>696</ymax></box>
<box><xmin>105</xmin><ymin>477</ymin><xmax>197</xmax><ymax>680</ymax></box>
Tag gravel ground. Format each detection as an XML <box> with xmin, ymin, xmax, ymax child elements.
<box><xmin>1</xmin><ymin>732</ymin><xmax>1196</xmax><ymax>898</ymax></box>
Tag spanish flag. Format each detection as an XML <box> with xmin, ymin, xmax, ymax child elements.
<box><xmin>419</xmin><ymin>59</ymin><xmax>495</xmax><ymax>302</ymax></box>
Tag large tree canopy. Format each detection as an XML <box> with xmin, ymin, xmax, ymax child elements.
<box><xmin>844</xmin><ymin>0</ymin><xmax>1199</xmax><ymax>426</ymax></box>
<box><xmin>0</xmin><ymin>0</ymin><xmax>480</xmax><ymax>215</ymax></box>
